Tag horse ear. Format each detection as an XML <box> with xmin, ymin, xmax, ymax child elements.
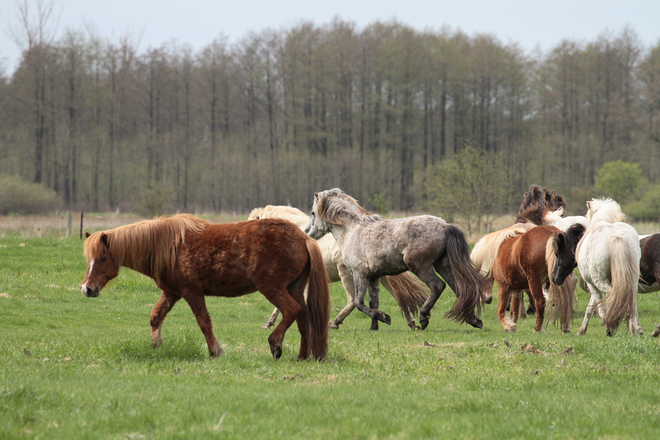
<box><xmin>100</xmin><ymin>233</ymin><xmax>109</xmax><ymax>247</ymax></box>
<box><xmin>553</xmin><ymin>233</ymin><xmax>565</xmax><ymax>253</ymax></box>
<box><xmin>85</xmin><ymin>232</ymin><xmax>90</xmax><ymax>238</ymax></box>
<box><xmin>314</xmin><ymin>192</ymin><xmax>319</xmax><ymax>201</ymax></box>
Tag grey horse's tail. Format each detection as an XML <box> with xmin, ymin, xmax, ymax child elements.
<box><xmin>444</xmin><ymin>225</ymin><xmax>489</xmax><ymax>324</ymax></box>
<box><xmin>385</xmin><ymin>273</ymin><xmax>429</xmax><ymax>316</ymax></box>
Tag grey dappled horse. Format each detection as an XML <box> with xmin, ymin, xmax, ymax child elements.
<box><xmin>306</xmin><ymin>188</ymin><xmax>489</xmax><ymax>330</ymax></box>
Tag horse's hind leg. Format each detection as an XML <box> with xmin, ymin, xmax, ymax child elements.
<box><xmin>409</xmin><ymin>266</ymin><xmax>446</xmax><ymax>330</ymax></box>
<box><xmin>183</xmin><ymin>293</ymin><xmax>223</xmax><ymax>358</ymax></box>
<box><xmin>527</xmin><ymin>279</ymin><xmax>546</xmax><ymax>333</ymax></box>
<box><xmin>263</xmin><ymin>308</ymin><xmax>280</xmax><ymax>329</ymax></box>
<box><xmin>263</xmin><ymin>285</ymin><xmax>305</xmax><ymax>360</ymax></box>
<box><xmin>577</xmin><ymin>282</ymin><xmax>602</xmax><ymax>336</ymax></box>
<box><xmin>652</xmin><ymin>321</ymin><xmax>660</xmax><ymax>338</ymax></box>
<box><xmin>497</xmin><ymin>285</ymin><xmax>517</xmax><ymax>332</ymax></box>
<box><xmin>150</xmin><ymin>291</ymin><xmax>181</xmax><ymax>348</ymax></box>
<box><xmin>330</xmin><ymin>263</ymin><xmax>356</xmax><ymax>329</ymax></box>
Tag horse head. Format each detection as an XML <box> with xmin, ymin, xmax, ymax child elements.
<box><xmin>306</xmin><ymin>191</ymin><xmax>334</xmax><ymax>239</ymax></box>
<box><xmin>80</xmin><ymin>232</ymin><xmax>120</xmax><ymax>298</ymax></box>
<box><xmin>550</xmin><ymin>223</ymin><xmax>586</xmax><ymax>286</ymax></box>
<box><xmin>586</xmin><ymin>198</ymin><xmax>626</xmax><ymax>224</ymax></box>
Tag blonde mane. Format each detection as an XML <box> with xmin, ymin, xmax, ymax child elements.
<box><xmin>587</xmin><ymin>198</ymin><xmax>626</xmax><ymax>225</ymax></box>
<box><xmin>470</xmin><ymin>223</ymin><xmax>536</xmax><ymax>276</ymax></box>
<box><xmin>248</xmin><ymin>205</ymin><xmax>310</xmax><ymax>229</ymax></box>
<box><xmin>83</xmin><ymin>214</ymin><xmax>210</xmax><ymax>279</ymax></box>
<box><xmin>317</xmin><ymin>188</ymin><xmax>381</xmax><ymax>226</ymax></box>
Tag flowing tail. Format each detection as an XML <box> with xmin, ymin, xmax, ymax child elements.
<box><xmin>545</xmin><ymin>237</ymin><xmax>577</xmax><ymax>331</ymax></box>
<box><xmin>385</xmin><ymin>273</ymin><xmax>429</xmax><ymax>316</ymax></box>
<box><xmin>444</xmin><ymin>225</ymin><xmax>490</xmax><ymax>324</ymax></box>
<box><xmin>603</xmin><ymin>235</ymin><xmax>640</xmax><ymax>334</ymax></box>
<box><xmin>304</xmin><ymin>236</ymin><xmax>330</xmax><ymax>360</ymax></box>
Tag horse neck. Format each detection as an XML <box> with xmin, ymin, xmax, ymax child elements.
<box><xmin>328</xmin><ymin>220</ymin><xmax>358</xmax><ymax>248</ymax></box>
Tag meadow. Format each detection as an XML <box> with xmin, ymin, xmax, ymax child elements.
<box><xmin>2</xmin><ymin>224</ymin><xmax>660</xmax><ymax>439</ymax></box>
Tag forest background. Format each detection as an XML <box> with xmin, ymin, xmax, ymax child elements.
<box><xmin>1</xmin><ymin>2</ymin><xmax>660</xmax><ymax>232</ymax></box>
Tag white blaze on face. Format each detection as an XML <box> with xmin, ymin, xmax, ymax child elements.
<box><xmin>80</xmin><ymin>259</ymin><xmax>95</xmax><ymax>294</ymax></box>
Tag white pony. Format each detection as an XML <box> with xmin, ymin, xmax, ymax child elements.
<box><xmin>575</xmin><ymin>199</ymin><xmax>642</xmax><ymax>335</ymax></box>
<box><xmin>248</xmin><ymin>206</ymin><xmax>429</xmax><ymax>330</ymax></box>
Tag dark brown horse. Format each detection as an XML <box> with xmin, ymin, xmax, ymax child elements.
<box><xmin>640</xmin><ymin>234</ymin><xmax>660</xmax><ymax>337</ymax></box>
<box><xmin>81</xmin><ymin>214</ymin><xmax>330</xmax><ymax>360</ymax></box>
<box><xmin>492</xmin><ymin>225</ymin><xmax>575</xmax><ymax>333</ymax></box>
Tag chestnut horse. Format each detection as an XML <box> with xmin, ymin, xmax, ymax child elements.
<box><xmin>306</xmin><ymin>188</ymin><xmax>488</xmax><ymax>330</ymax></box>
<box><xmin>471</xmin><ymin>184</ymin><xmax>567</xmax><ymax>316</ymax></box>
<box><xmin>80</xmin><ymin>214</ymin><xmax>330</xmax><ymax>360</ymax></box>
<box><xmin>492</xmin><ymin>225</ymin><xmax>576</xmax><ymax>333</ymax></box>
<box><xmin>248</xmin><ymin>205</ymin><xmax>429</xmax><ymax>330</ymax></box>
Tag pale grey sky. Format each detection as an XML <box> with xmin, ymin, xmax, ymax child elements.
<box><xmin>1</xmin><ymin>0</ymin><xmax>659</xmax><ymax>75</ymax></box>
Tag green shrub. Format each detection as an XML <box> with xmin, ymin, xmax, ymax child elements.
<box><xmin>594</xmin><ymin>161</ymin><xmax>646</xmax><ymax>204</ymax></box>
<box><xmin>625</xmin><ymin>183</ymin><xmax>660</xmax><ymax>221</ymax></box>
<box><xmin>0</xmin><ymin>174</ymin><xmax>61</xmax><ymax>215</ymax></box>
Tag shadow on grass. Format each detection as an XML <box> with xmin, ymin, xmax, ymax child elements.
<box><xmin>110</xmin><ymin>333</ymin><xmax>208</xmax><ymax>362</ymax></box>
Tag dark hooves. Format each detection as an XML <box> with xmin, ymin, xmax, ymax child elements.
<box><xmin>420</xmin><ymin>313</ymin><xmax>430</xmax><ymax>330</ymax></box>
<box><xmin>270</xmin><ymin>343</ymin><xmax>283</xmax><ymax>360</ymax></box>
<box><xmin>379</xmin><ymin>313</ymin><xmax>392</xmax><ymax>325</ymax></box>
<box><xmin>468</xmin><ymin>317</ymin><xmax>484</xmax><ymax>329</ymax></box>
<box><xmin>526</xmin><ymin>307</ymin><xmax>536</xmax><ymax>316</ymax></box>
<box><xmin>370</xmin><ymin>319</ymin><xmax>379</xmax><ymax>331</ymax></box>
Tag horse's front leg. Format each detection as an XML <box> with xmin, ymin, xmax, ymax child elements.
<box><xmin>497</xmin><ymin>285</ymin><xmax>516</xmax><ymax>332</ymax></box>
<box><xmin>330</xmin><ymin>262</ymin><xmax>357</xmax><ymax>329</ymax></box>
<box><xmin>353</xmin><ymin>275</ymin><xmax>391</xmax><ymax>326</ymax></box>
<box><xmin>150</xmin><ymin>291</ymin><xmax>181</xmax><ymax>348</ymax></box>
<box><xmin>368</xmin><ymin>277</ymin><xmax>382</xmax><ymax>330</ymax></box>
<box><xmin>183</xmin><ymin>293</ymin><xmax>223</xmax><ymax>358</ymax></box>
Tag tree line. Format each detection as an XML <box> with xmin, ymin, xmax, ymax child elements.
<box><xmin>1</xmin><ymin>7</ymin><xmax>659</xmax><ymax>216</ymax></box>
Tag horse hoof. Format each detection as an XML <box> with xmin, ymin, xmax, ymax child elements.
<box><xmin>505</xmin><ymin>325</ymin><xmax>517</xmax><ymax>332</ymax></box>
<box><xmin>562</xmin><ymin>329</ymin><xmax>571</xmax><ymax>334</ymax></box>
<box><xmin>329</xmin><ymin>322</ymin><xmax>340</xmax><ymax>329</ymax></box>
<box><xmin>653</xmin><ymin>329</ymin><xmax>660</xmax><ymax>338</ymax></box>
<box><xmin>420</xmin><ymin>314</ymin><xmax>430</xmax><ymax>330</ymax></box>
<box><xmin>151</xmin><ymin>338</ymin><xmax>163</xmax><ymax>348</ymax></box>
<box><xmin>262</xmin><ymin>324</ymin><xmax>272</xmax><ymax>330</ymax></box>
<box><xmin>469</xmin><ymin>318</ymin><xmax>483</xmax><ymax>329</ymax></box>
<box><xmin>271</xmin><ymin>346</ymin><xmax>283</xmax><ymax>360</ymax></box>
<box><xmin>379</xmin><ymin>313</ymin><xmax>392</xmax><ymax>325</ymax></box>
<box><xmin>606</xmin><ymin>329</ymin><xmax>615</xmax><ymax>337</ymax></box>
<box><xmin>526</xmin><ymin>307</ymin><xmax>536</xmax><ymax>316</ymax></box>
<box><xmin>370</xmin><ymin>320</ymin><xmax>379</xmax><ymax>331</ymax></box>
<box><xmin>209</xmin><ymin>344</ymin><xmax>224</xmax><ymax>359</ymax></box>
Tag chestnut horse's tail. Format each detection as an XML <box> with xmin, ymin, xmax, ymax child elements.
<box><xmin>304</xmin><ymin>236</ymin><xmax>330</xmax><ymax>360</ymax></box>
<box><xmin>603</xmin><ymin>235</ymin><xmax>639</xmax><ymax>333</ymax></box>
<box><xmin>385</xmin><ymin>273</ymin><xmax>429</xmax><ymax>316</ymax></box>
<box><xmin>444</xmin><ymin>225</ymin><xmax>489</xmax><ymax>324</ymax></box>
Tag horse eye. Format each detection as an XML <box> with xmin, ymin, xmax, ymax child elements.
<box><xmin>100</xmin><ymin>256</ymin><xmax>108</xmax><ymax>263</ymax></box>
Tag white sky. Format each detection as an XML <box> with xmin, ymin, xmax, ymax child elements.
<box><xmin>1</xmin><ymin>0</ymin><xmax>660</xmax><ymax>75</ymax></box>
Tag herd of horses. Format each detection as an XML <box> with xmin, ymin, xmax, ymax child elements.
<box><xmin>79</xmin><ymin>185</ymin><xmax>660</xmax><ymax>360</ymax></box>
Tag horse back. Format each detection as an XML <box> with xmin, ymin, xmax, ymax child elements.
<box><xmin>176</xmin><ymin>219</ymin><xmax>310</xmax><ymax>297</ymax></box>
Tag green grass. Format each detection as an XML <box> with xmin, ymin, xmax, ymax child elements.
<box><xmin>2</xmin><ymin>235</ymin><xmax>660</xmax><ymax>439</ymax></box>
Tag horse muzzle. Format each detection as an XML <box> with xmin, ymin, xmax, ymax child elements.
<box><xmin>81</xmin><ymin>285</ymin><xmax>100</xmax><ymax>298</ymax></box>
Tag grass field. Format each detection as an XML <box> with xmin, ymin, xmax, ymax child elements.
<box><xmin>2</xmin><ymin>232</ymin><xmax>660</xmax><ymax>439</ymax></box>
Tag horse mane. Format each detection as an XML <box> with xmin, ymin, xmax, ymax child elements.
<box><xmin>83</xmin><ymin>214</ymin><xmax>210</xmax><ymax>279</ymax></box>
<box><xmin>515</xmin><ymin>185</ymin><xmax>567</xmax><ymax>225</ymax></box>
<box><xmin>563</xmin><ymin>223</ymin><xmax>587</xmax><ymax>257</ymax></box>
<box><xmin>543</xmin><ymin>208</ymin><xmax>564</xmax><ymax>225</ymax></box>
<box><xmin>316</xmin><ymin>188</ymin><xmax>382</xmax><ymax>226</ymax></box>
<box><xmin>470</xmin><ymin>223</ymin><xmax>536</xmax><ymax>276</ymax></box>
<box><xmin>587</xmin><ymin>198</ymin><xmax>626</xmax><ymax>224</ymax></box>
<box><xmin>248</xmin><ymin>205</ymin><xmax>310</xmax><ymax>229</ymax></box>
